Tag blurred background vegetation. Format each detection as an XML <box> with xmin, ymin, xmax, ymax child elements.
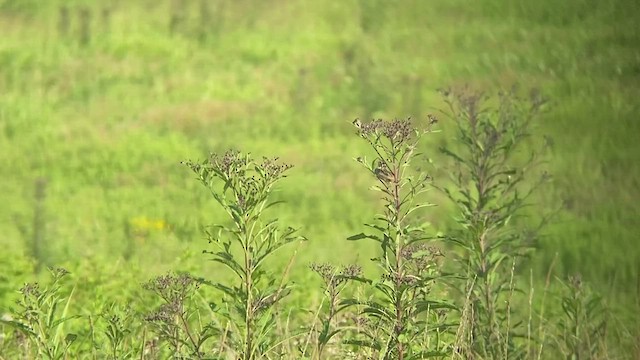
<box><xmin>0</xmin><ymin>0</ymin><xmax>638</xmax><ymax>329</ymax></box>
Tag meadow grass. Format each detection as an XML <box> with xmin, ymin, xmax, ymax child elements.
<box><xmin>0</xmin><ymin>0</ymin><xmax>639</xmax><ymax>357</ymax></box>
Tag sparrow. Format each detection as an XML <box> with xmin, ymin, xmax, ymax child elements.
<box><xmin>374</xmin><ymin>164</ymin><xmax>394</xmax><ymax>183</ymax></box>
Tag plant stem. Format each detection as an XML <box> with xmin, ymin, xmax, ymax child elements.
<box><xmin>392</xmin><ymin>161</ymin><xmax>405</xmax><ymax>360</ymax></box>
<box><xmin>244</xmin><ymin>231</ymin><xmax>253</xmax><ymax>360</ymax></box>
<box><xmin>179</xmin><ymin>311</ymin><xmax>200</xmax><ymax>358</ymax></box>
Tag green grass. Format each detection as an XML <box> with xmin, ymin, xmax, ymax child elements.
<box><xmin>0</xmin><ymin>0</ymin><xmax>639</xmax><ymax>352</ymax></box>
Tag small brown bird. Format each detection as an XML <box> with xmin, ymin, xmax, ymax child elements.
<box><xmin>374</xmin><ymin>164</ymin><xmax>394</xmax><ymax>183</ymax></box>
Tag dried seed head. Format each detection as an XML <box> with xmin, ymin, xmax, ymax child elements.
<box><xmin>20</xmin><ymin>283</ymin><xmax>41</xmax><ymax>298</ymax></box>
<box><xmin>341</xmin><ymin>264</ymin><xmax>362</xmax><ymax>278</ymax></box>
<box><xmin>569</xmin><ymin>274</ymin><xmax>583</xmax><ymax>292</ymax></box>
<box><xmin>358</xmin><ymin>118</ymin><xmax>415</xmax><ymax>143</ymax></box>
<box><xmin>143</xmin><ymin>272</ymin><xmax>197</xmax><ymax>303</ymax></box>
<box><xmin>401</xmin><ymin>244</ymin><xmax>443</xmax><ymax>272</ymax></box>
<box><xmin>145</xmin><ymin>301</ymin><xmax>179</xmax><ymax>323</ymax></box>
<box><xmin>48</xmin><ymin>266</ymin><xmax>70</xmax><ymax>279</ymax></box>
<box><xmin>310</xmin><ymin>263</ymin><xmax>361</xmax><ymax>288</ymax></box>
<box><xmin>210</xmin><ymin>150</ymin><xmax>244</xmax><ymax>174</ymax></box>
<box><xmin>382</xmin><ymin>118</ymin><xmax>413</xmax><ymax>141</ymax></box>
<box><xmin>310</xmin><ymin>263</ymin><xmax>337</xmax><ymax>287</ymax></box>
<box><xmin>260</xmin><ymin>156</ymin><xmax>293</xmax><ymax>179</ymax></box>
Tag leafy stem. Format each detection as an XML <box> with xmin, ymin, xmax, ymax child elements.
<box><xmin>184</xmin><ymin>150</ymin><xmax>305</xmax><ymax>360</ymax></box>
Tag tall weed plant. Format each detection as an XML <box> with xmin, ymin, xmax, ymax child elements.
<box><xmin>343</xmin><ymin>117</ymin><xmax>456</xmax><ymax>359</ymax></box>
<box><xmin>0</xmin><ymin>89</ymin><xmax>621</xmax><ymax>359</ymax></box>
<box><xmin>184</xmin><ymin>151</ymin><xmax>305</xmax><ymax>359</ymax></box>
<box><xmin>438</xmin><ymin>87</ymin><xmax>550</xmax><ymax>359</ymax></box>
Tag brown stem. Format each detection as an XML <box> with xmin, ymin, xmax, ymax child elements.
<box><xmin>393</xmin><ymin>163</ymin><xmax>405</xmax><ymax>360</ymax></box>
<box><xmin>179</xmin><ymin>310</ymin><xmax>201</xmax><ymax>359</ymax></box>
<box><xmin>244</xmin><ymin>240</ymin><xmax>253</xmax><ymax>360</ymax></box>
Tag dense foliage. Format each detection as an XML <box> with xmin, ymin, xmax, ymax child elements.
<box><xmin>1</xmin><ymin>0</ymin><xmax>638</xmax><ymax>358</ymax></box>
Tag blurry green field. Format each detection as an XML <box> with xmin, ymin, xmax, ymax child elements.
<box><xmin>1</xmin><ymin>0</ymin><xmax>638</xmax><ymax>316</ymax></box>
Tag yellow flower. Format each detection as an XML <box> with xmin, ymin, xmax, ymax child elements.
<box><xmin>131</xmin><ymin>216</ymin><xmax>166</xmax><ymax>232</ymax></box>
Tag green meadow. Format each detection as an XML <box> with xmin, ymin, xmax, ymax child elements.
<box><xmin>1</xmin><ymin>0</ymin><xmax>639</xmax><ymax>357</ymax></box>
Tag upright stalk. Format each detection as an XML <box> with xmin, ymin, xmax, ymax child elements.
<box><xmin>243</xmin><ymin>229</ymin><xmax>254</xmax><ymax>360</ymax></box>
<box><xmin>439</xmin><ymin>87</ymin><xmax>549</xmax><ymax>358</ymax></box>
<box><xmin>185</xmin><ymin>151</ymin><xmax>305</xmax><ymax>359</ymax></box>
<box><xmin>346</xmin><ymin>118</ymin><xmax>454</xmax><ymax>359</ymax></box>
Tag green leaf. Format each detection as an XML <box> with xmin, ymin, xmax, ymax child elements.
<box><xmin>405</xmin><ymin>203</ymin><xmax>437</xmax><ymax>217</ymax></box>
<box><xmin>51</xmin><ymin>314</ymin><xmax>82</xmax><ymax>329</ymax></box>
<box><xmin>364</xmin><ymin>223</ymin><xmax>388</xmax><ymax>233</ymax></box>
<box><xmin>337</xmin><ymin>298</ymin><xmax>365</xmax><ymax>312</ymax></box>
<box><xmin>209</xmin><ymin>252</ymin><xmax>246</xmax><ymax>279</ymax></box>
<box><xmin>415</xmin><ymin>300</ymin><xmax>457</xmax><ymax>314</ymax></box>
<box><xmin>64</xmin><ymin>333</ymin><xmax>77</xmax><ymax>344</ymax></box>
<box><xmin>46</xmin><ymin>298</ymin><xmax>59</xmax><ymax>328</ymax></box>
<box><xmin>322</xmin><ymin>329</ymin><xmax>342</xmax><ymax>344</ymax></box>
<box><xmin>342</xmin><ymin>339</ymin><xmax>381</xmax><ymax>351</ymax></box>
<box><xmin>407</xmin><ymin>350</ymin><xmax>451</xmax><ymax>359</ymax></box>
<box><xmin>347</xmin><ymin>233</ymin><xmax>381</xmax><ymax>242</ymax></box>
<box><xmin>0</xmin><ymin>319</ymin><xmax>36</xmax><ymax>337</ymax></box>
<box><xmin>362</xmin><ymin>302</ymin><xmax>394</xmax><ymax>321</ymax></box>
<box><xmin>373</xmin><ymin>282</ymin><xmax>394</xmax><ymax>300</ymax></box>
<box><xmin>439</xmin><ymin>147</ymin><xmax>465</xmax><ymax>164</ymax></box>
<box><xmin>213</xmin><ymin>283</ymin><xmax>240</xmax><ymax>300</ymax></box>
